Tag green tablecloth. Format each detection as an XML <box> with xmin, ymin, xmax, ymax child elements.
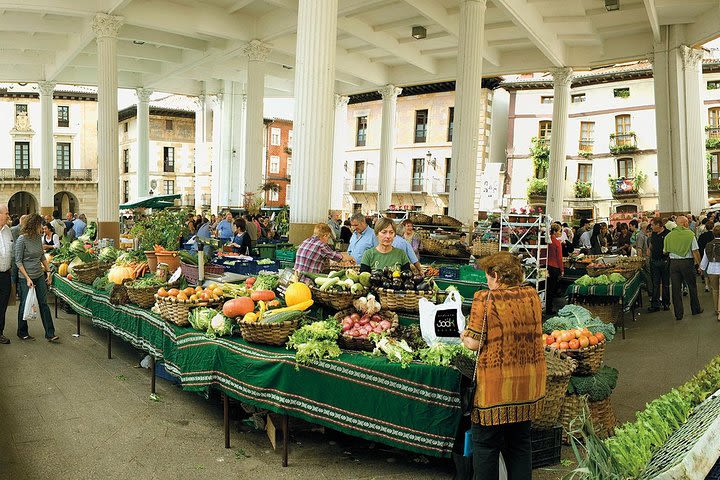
<box><xmin>565</xmin><ymin>271</ymin><xmax>643</xmax><ymax>307</ymax></box>
<box><xmin>52</xmin><ymin>275</ymin><xmax>462</xmax><ymax>458</ymax></box>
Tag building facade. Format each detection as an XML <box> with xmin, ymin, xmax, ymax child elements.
<box><xmin>341</xmin><ymin>81</ymin><xmax>499</xmax><ymax>216</ymax></box>
<box><xmin>0</xmin><ymin>84</ymin><xmax>99</xmax><ymax>219</ymax></box>
<box><xmin>262</xmin><ymin>118</ymin><xmax>293</xmax><ymax>208</ymax></box>
<box><xmin>503</xmin><ymin>58</ymin><xmax>720</xmax><ymax>221</ymax></box>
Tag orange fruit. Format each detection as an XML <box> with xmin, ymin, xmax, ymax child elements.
<box><xmin>578</xmin><ymin>336</ymin><xmax>590</xmax><ymax>348</ymax></box>
<box><xmin>559</xmin><ymin>341</ymin><xmax>569</xmax><ymax>350</ymax></box>
<box><xmin>177</xmin><ymin>292</ymin><xmax>188</xmax><ymax>301</ymax></box>
<box><xmin>595</xmin><ymin>332</ymin><xmax>605</xmax><ymax>342</ymax></box>
<box><xmin>551</xmin><ymin>330</ymin><xmax>562</xmax><ymax>339</ymax></box>
<box><xmin>569</xmin><ymin>339</ymin><xmax>580</xmax><ymax>350</ymax></box>
<box><xmin>168</xmin><ymin>288</ymin><xmax>180</xmax><ymax>297</ymax></box>
<box><xmin>588</xmin><ymin>335</ymin><xmax>599</xmax><ymax>346</ymax></box>
<box><xmin>157</xmin><ymin>287</ymin><xmax>168</xmax><ymax>297</ymax></box>
<box><xmin>213</xmin><ymin>287</ymin><xmax>224</xmax><ymax>297</ymax></box>
<box><xmin>195</xmin><ymin>286</ymin><xmax>203</xmax><ymax>293</ymax></box>
<box><xmin>183</xmin><ymin>287</ymin><xmax>195</xmax><ymax>296</ymax></box>
<box><xmin>189</xmin><ymin>294</ymin><xmax>198</xmax><ymax>302</ymax></box>
<box><xmin>562</xmin><ymin>331</ymin><xmax>575</xmax><ymax>343</ymax></box>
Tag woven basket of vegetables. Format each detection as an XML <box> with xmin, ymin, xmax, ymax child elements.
<box><xmin>310</xmin><ymin>285</ymin><xmax>359</xmax><ymax>311</ymax></box>
<box><xmin>532</xmin><ymin>350</ymin><xmax>578</xmax><ymax>429</ymax></box>
<box><xmin>561</xmin><ymin>341</ymin><xmax>606</xmax><ymax>376</ymax></box>
<box><xmin>375</xmin><ymin>287</ymin><xmax>434</xmax><ymax>313</ymax></box>
<box><xmin>72</xmin><ymin>261</ymin><xmax>111</xmax><ymax>285</ymax></box>
<box><xmin>471</xmin><ymin>241</ymin><xmax>499</xmax><ymax>258</ymax></box>
<box><xmin>334</xmin><ymin>306</ymin><xmax>398</xmax><ymax>351</ymax></box>
<box><xmin>238</xmin><ymin>310</ymin><xmax>307</xmax><ymax>346</ymax></box>
<box><xmin>155</xmin><ymin>294</ymin><xmax>223</xmax><ymax>327</ymax></box>
<box><xmin>126</xmin><ymin>277</ymin><xmax>178</xmax><ymax>309</ymax></box>
<box><xmin>560</xmin><ymin>365</ymin><xmax>618</xmax><ymax>442</ymax></box>
<box><xmin>572</xmin><ymin>298</ymin><xmax>621</xmax><ymax>325</ymax></box>
<box><xmin>180</xmin><ymin>261</ymin><xmax>225</xmax><ymax>286</ymax></box>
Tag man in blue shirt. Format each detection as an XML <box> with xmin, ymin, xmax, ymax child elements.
<box><xmin>192</xmin><ymin>217</ymin><xmax>213</xmax><ymax>257</ymax></box>
<box><xmin>215</xmin><ymin>212</ymin><xmax>234</xmax><ymax>244</ymax></box>
<box><xmin>347</xmin><ymin>213</ymin><xmax>378</xmax><ymax>263</ymax></box>
<box><xmin>392</xmin><ymin>235</ymin><xmax>422</xmax><ymax>272</ymax></box>
<box><xmin>73</xmin><ymin>214</ymin><xmax>87</xmax><ymax>237</ymax></box>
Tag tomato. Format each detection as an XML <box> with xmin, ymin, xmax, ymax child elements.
<box><xmin>558</xmin><ymin>341</ymin><xmax>569</xmax><ymax>350</ymax></box>
<box><xmin>545</xmin><ymin>335</ymin><xmax>555</xmax><ymax>345</ymax></box>
<box><xmin>588</xmin><ymin>335</ymin><xmax>599</xmax><ymax>346</ymax></box>
<box><xmin>551</xmin><ymin>330</ymin><xmax>562</xmax><ymax>339</ymax></box>
<box><xmin>578</xmin><ymin>335</ymin><xmax>590</xmax><ymax>348</ymax></box>
<box><xmin>562</xmin><ymin>331</ymin><xmax>575</xmax><ymax>343</ymax></box>
<box><xmin>167</xmin><ymin>288</ymin><xmax>180</xmax><ymax>297</ymax></box>
<box><xmin>157</xmin><ymin>287</ymin><xmax>168</xmax><ymax>297</ymax></box>
<box><xmin>549</xmin><ymin>342</ymin><xmax>558</xmax><ymax>349</ymax></box>
<box><xmin>569</xmin><ymin>339</ymin><xmax>580</xmax><ymax>350</ymax></box>
<box><xmin>183</xmin><ymin>287</ymin><xmax>195</xmax><ymax>296</ymax></box>
<box><xmin>595</xmin><ymin>332</ymin><xmax>605</xmax><ymax>342</ymax></box>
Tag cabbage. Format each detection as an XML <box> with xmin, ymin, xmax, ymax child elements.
<box><xmin>207</xmin><ymin>313</ymin><xmax>234</xmax><ymax>337</ymax></box>
<box><xmin>68</xmin><ymin>257</ymin><xmax>84</xmax><ymax>275</ymax></box>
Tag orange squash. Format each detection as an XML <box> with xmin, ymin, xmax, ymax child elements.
<box><xmin>250</xmin><ymin>290</ymin><xmax>276</xmax><ymax>302</ymax></box>
<box><xmin>223</xmin><ymin>297</ymin><xmax>255</xmax><ymax>318</ymax></box>
<box><xmin>284</xmin><ymin>282</ymin><xmax>312</xmax><ymax>306</ymax></box>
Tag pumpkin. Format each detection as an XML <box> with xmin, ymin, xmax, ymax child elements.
<box><xmin>58</xmin><ymin>262</ymin><xmax>69</xmax><ymax>277</ymax></box>
<box><xmin>108</xmin><ymin>265</ymin><xmax>135</xmax><ymax>285</ymax></box>
<box><xmin>223</xmin><ymin>297</ymin><xmax>255</xmax><ymax>318</ymax></box>
<box><xmin>250</xmin><ymin>290</ymin><xmax>276</xmax><ymax>302</ymax></box>
<box><xmin>285</xmin><ymin>282</ymin><xmax>312</xmax><ymax>307</ymax></box>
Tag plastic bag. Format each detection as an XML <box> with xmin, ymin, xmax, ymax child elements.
<box><xmin>23</xmin><ymin>286</ymin><xmax>39</xmax><ymax>322</ymax></box>
<box><xmin>419</xmin><ymin>290</ymin><xmax>465</xmax><ymax>345</ymax></box>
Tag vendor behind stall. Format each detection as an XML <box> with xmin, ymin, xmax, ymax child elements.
<box><xmin>359</xmin><ymin>217</ymin><xmax>411</xmax><ymax>273</ymax></box>
<box><xmin>348</xmin><ymin>213</ymin><xmax>377</xmax><ymax>263</ymax></box>
<box><xmin>215</xmin><ymin>212</ymin><xmax>234</xmax><ymax>245</ymax></box>
<box><xmin>227</xmin><ymin>218</ymin><xmax>252</xmax><ymax>255</ymax></box>
<box><xmin>294</xmin><ymin>223</ymin><xmax>353</xmax><ymax>278</ymax></box>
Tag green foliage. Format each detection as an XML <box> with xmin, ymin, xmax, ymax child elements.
<box><xmin>635</xmin><ymin>170</ymin><xmax>646</xmax><ymax>190</ymax></box>
<box><xmin>130</xmin><ymin>208</ymin><xmax>190</xmax><ymax>251</ymax></box>
<box><xmin>527</xmin><ymin>177</ymin><xmax>547</xmax><ymax>197</ymax></box>
<box><xmin>568</xmin><ymin>365</ymin><xmax>619</xmax><ymax>402</ymax></box>
<box><xmin>609</xmin><ymin>143</ymin><xmax>638</xmax><ymax>155</ymax></box>
<box><xmin>529</xmin><ymin>137</ymin><xmax>550</xmax><ymax>178</ymax></box>
<box><xmin>706</xmin><ymin>137</ymin><xmax>720</xmax><ymax>150</ymax></box>
<box><xmin>574</xmin><ymin>181</ymin><xmax>591</xmax><ymax>198</ymax></box>
<box><xmin>274</xmin><ymin>206</ymin><xmax>290</xmax><ymax>237</ymax></box>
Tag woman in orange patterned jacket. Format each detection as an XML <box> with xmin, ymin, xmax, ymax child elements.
<box><xmin>460</xmin><ymin>251</ymin><xmax>546</xmax><ymax>479</ymax></box>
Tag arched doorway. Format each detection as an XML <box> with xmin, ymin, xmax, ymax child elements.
<box><xmin>8</xmin><ymin>191</ymin><xmax>37</xmax><ymax>216</ymax></box>
<box><xmin>54</xmin><ymin>191</ymin><xmax>79</xmax><ymax>217</ymax></box>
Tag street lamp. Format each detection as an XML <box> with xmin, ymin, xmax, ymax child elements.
<box><xmin>425</xmin><ymin>150</ymin><xmax>437</xmax><ymax>169</ymax></box>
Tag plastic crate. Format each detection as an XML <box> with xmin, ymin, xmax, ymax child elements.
<box><xmin>276</xmin><ymin>249</ymin><xmax>296</xmax><ymax>262</ymax></box>
<box><xmin>460</xmin><ymin>265</ymin><xmax>486</xmax><ymax>283</ymax></box>
<box><xmin>434</xmin><ymin>278</ymin><xmax>485</xmax><ymax>300</ymax></box>
<box><xmin>530</xmin><ymin>426</ymin><xmax>562</xmax><ymax>469</ymax></box>
<box><xmin>155</xmin><ymin>362</ymin><xmax>181</xmax><ymax>385</ymax></box>
<box><xmin>278</xmin><ymin>260</ymin><xmax>295</xmax><ymax>270</ymax></box>
<box><xmin>439</xmin><ymin>266</ymin><xmax>460</xmax><ymax>279</ymax></box>
<box><xmin>257</xmin><ymin>244</ymin><xmax>277</xmax><ymax>260</ymax></box>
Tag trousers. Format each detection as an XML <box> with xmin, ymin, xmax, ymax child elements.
<box><xmin>669</xmin><ymin>258</ymin><xmax>701</xmax><ymax>319</ymax></box>
<box><xmin>649</xmin><ymin>258</ymin><xmax>670</xmax><ymax>308</ymax></box>
<box><xmin>17</xmin><ymin>276</ymin><xmax>55</xmax><ymax>339</ymax></box>
<box><xmin>471</xmin><ymin>421</ymin><xmax>531</xmax><ymax>480</ymax></box>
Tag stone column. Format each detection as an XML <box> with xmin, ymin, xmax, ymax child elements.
<box><xmin>331</xmin><ymin>94</ymin><xmax>349</xmax><ymax>211</ymax></box>
<box><xmin>681</xmin><ymin>45</ymin><xmax>707</xmax><ymax>214</ymax></box>
<box><xmin>229</xmin><ymin>83</ymin><xmax>246</xmax><ymax>207</ymax></box>
<box><xmin>377</xmin><ymin>85</ymin><xmax>402</xmax><ymax>213</ymax></box>
<box><xmin>38</xmin><ymin>81</ymin><xmax>55</xmax><ymax>217</ymax></box>
<box><xmin>210</xmin><ymin>93</ymin><xmax>223</xmax><ymax>215</ymax></box>
<box><xmin>135</xmin><ymin>87</ymin><xmax>153</xmax><ymax>199</ymax></box>
<box><xmin>449</xmin><ymin>0</ymin><xmax>486</xmax><ymax>227</ymax></box>
<box><xmin>194</xmin><ymin>94</ymin><xmax>207</xmax><ymax>213</ymax></box>
<box><xmin>92</xmin><ymin>13</ymin><xmax>123</xmax><ymax>242</ymax></box>
<box><xmin>289</xmin><ymin>0</ymin><xmax>338</xmax><ymax>242</ymax></box>
<box><xmin>220</xmin><ymin>81</ymin><xmax>234</xmax><ymax>209</ymax></box>
<box><xmin>651</xmin><ymin>44</ymin><xmax>674</xmax><ymax>212</ymax></box>
<box><xmin>243</xmin><ymin>40</ymin><xmax>270</xmax><ymax>196</ymax></box>
<box><xmin>545</xmin><ymin>67</ymin><xmax>573</xmax><ymax>222</ymax></box>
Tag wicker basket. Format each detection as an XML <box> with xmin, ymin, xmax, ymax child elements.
<box><xmin>586</xmin><ymin>265</ymin><xmax>615</xmax><ymax>277</ymax></box>
<box><xmin>334</xmin><ymin>308</ymin><xmax>399</xmax><ymax>351</ymax></box>
<box><xmin>572</xmin><ymin>298</ymin><xmax>622</xmax><ymax>325</ymax></box>
<box><xmin>409</xmin><ymin>213</ymin><xmax>433</xmax><ymax>225</ymax></box>
<box><xmin>310</xmin><ymin>285</ymin><xmax>361</xmax><ymax>311</ymax></box>
<box><xmin>109</xmin><ymin>279</ymin><xmax>131</xmax><ymax>305</ymax></box>
<box><xmin>125</xmin><ymin>279</ymin><xmax>179</xmax><ymax>309</ymax></box>
<box><xmin>532</xmin><ymin>350</ymin><xmax>578</xmax><ymax>429</ymax></box>
<box><xmin>72</xmin><ymin>261</ymin><xmax>110</xmax><ymax>284</ymax></box>
<box><xmin>471</xmin><ymin>241</ymin><xmax>499</xmax><ymax>257</ymax></box>
<box><xmin>238</xmin><ymin>318</ymin><xmax>301</xmax><ymax>346</ymax></box>
<box><xmin>559</xmin><ymin>395</ymin><xmax>616</xmax><ymax>443</ymax></box>
<box><xmin>154</xmin><ymin>294</ymin><xmax>223</xmax><ymax>327</ymax></box>
<box><xmin>180</xmin><ymin>261</ymin><xmax>225</xmax><ymax>285</ymax></box>
<box><xmin>432</xmin><ymin>214</ymin><xmax>463</xmax><ymax>227</ymax></box>
<box><xmin>326</xmin><ymin>262</ymin><xmax>360</xmax><ymax>273</ymax></box>
<box><xmin>559</xmin><ymin>341</ymin><xmax>606</xmax><ymax>376</ymax></box>
<box><xmin>419</xmin><ymin>236</ymin><xmax>447</xmax><ymax>256</ymax></box>
<box><xmin>375</xmin><ymin>287</ymin><xmax>435</xmax><ymax>313</ymax></box>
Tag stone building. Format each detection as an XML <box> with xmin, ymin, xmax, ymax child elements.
<box><xmin>0</xmin><ymin>84</ymin><xmax>99</xmax><ymax>219</ymax></box>
<box><xmin>262</xmin><ymin>117</ymin><xmax>293</xmax><ymax>208</ymax></box>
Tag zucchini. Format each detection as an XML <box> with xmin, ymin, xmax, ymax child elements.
<box><xmin>319</xmin><ymin>277</ymin><xmax>339</xmax><ymax>291</ymax></box>
<box><xmin>179</xmin><ymin>250</ymin><xmax>198</xmax><ymax>265</ymax></box>
<box><xmin>328</xmin><ymin>269</ymin><xmax>344</xmax><ymax>279</ymax></box>
<box><xmin>260</xmin><ymin>310</ymin><xmax>306</xmax><ymax>324</ymax></box>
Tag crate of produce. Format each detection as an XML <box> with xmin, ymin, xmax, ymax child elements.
<box><xmin>530</xmin><ymin>426</ymin><xmax>562</xmax><ymax>468</ymax></box>
<box><xmin>334</xmin><ymin>308</ymin><xmax>399</xmax><ymax>351</ymax></box>
<box><xmin>275</xmin><ymin>248</ymin><xmax>296</xmax><ymax>262</ymax></box>
<box><xmin>180</xmin><ymin>261</ymin><xmax>225</xmax><ymax>286</ymax></box>
<box><xmin>459</xmin><ymin>265</ymin><xmax>486</xmax><ymax>283</ymax></box>
<box><xmin>439</xmin><ymin>266</ymin><xmax>460</xmax><ymax>280</ymax></box>
<box><xmin>434</xmin><ymin>278</ymin><xmax>485</xmax><ymax>300</ymax></box>
<box><xmin>375</xmin><ymin>287</ymin><xmax>435</xmax><ymax>313</ymax></box>
<box><xmin>256</xmin><ymin>244</ymin><xmax>277</xmax><ymax>260</ymax></box>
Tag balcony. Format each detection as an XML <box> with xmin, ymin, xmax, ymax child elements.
<box><xmin>609</xmin><ymin>133</ymin><xmax>638</xmax><ymax>154</ymax></box>
<box><xmin>609</xmin><ymin>177</ymin><xmax>639</xmax><ymax>198</ymax></box>
<box><xmin>527</xmin><ymin>178</ymin><xmax>547</xmax><ymax>203</ymax></box>
<box><xmin>0</xmin><ymin>168</ymin><xmax>96</xmax><ymax>182</ymax></box>
<box><xmin>344</xmin><ymin>178</ymin><xmax>376</xmax><ymax>193</ymax></box>
<box><xmin>201</xmin><ymin>194</ymin><xmax>211</xmax><ymax>206</ymax></box>
<box><xmin>574</xmin><ymin>181</ymin><xmax>592</xmax><ymax>199</ymax></box>
<box><xmin>706</xmin><ymin>126</ymin><xmax>720</xmax><ymax>150</ymax></box>
<box><xmin>578</xmin><ymin>139</ymin><xmax>593</xmax><ymax>154</ymax></box>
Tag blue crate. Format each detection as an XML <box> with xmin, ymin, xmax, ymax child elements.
<box><xmin>216</xmin><ymin>258</ymin><xmax>280</xmax><ymax>275</ymax></box>
<box><xmin>155</xmin><ymin>362</ymin><xmax>181</xmax><ymax>385</ymax></box>
<box><xmin>439</xmin><ymin>266</ymin><xmax>460</xmax><ymax>280</ymax></box>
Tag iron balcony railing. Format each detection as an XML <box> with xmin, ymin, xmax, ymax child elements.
<box><xmin>0</xmin><ymin>168</ymin><xmax>96</xmax><ymax>181</ymax></box>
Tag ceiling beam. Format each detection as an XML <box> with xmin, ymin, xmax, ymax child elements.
<box><xmin>116</xmin><ymin>42</ymin><xmax>185</xmax><ymax>63</ymax></box>
<box><xmin>492</xmin><ymin>0</ymin><xmax>566</xmax><ymax>67</ymax></box>
<box><xmin>373</xmin><ymin>15</ymin><xmax>426</xmax><ymax>32</ymax></box>
<box><xmin>641</xmin><ymin>0</ymin><xmax>661</xmax><ymax>42</ymax></box>
<box><xmin>0</xmin><ymin>11</ymin><xmax>83</xmax><ymax>34</ymax></box>
<box><xmin>227</xmin><ymin>0</ymin><xmax>254</xmax><ymax>13</ymax></box>
<box><xmin>118</xmin><ymin>25</ymin><xmax>210</xmax><ymax>51</ymax></box>
<box><xmin>684</xmin><ymin>4</ymin><xmax>720</xmax><ymax>46</ymax></box>
<box><xmin>0</xmin><ymin>32</ymin><xmax>68</xmax><ymax>51</ymax></box>
<box><xmin>265</xmin><ymin>0</ymin><xmax>298</xmax><ymax>9</ymax></box>
<box><xmin>70</xmin><ymin>53</ymin><xmax>164</xmax><ymax>75</ymax></box>
<box><xmin>401</xmin><ymin>0</ymin><xmax>458</xmax><ymax>36</ymax></box>
<box><xmin>337</xmin><ymin>16</ymin><xmax>436</xmax><ymax>73</ymax></box>
<box><xmin>397</xmin><ymin>32</ymin><xmax>449</xmax><ymax>44</ymax></box>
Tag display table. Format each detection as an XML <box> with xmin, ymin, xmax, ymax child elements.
<box><xmin>51</xmin><ymin>275</ymin><xmax>462</xmax><ymax>460</ymax></box>
<box><xmin>564</xmin><ymin>271</ymin><xmax>643</xmax><ymax>339</ymax></box>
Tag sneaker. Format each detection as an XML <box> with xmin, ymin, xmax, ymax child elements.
<box><xmin>0</xmin><ymin>335</ymin><xmax>9</xmax><ymax>344</ymax></box>
<box><xmin>663</xmin><ymin>305</ymin><xmax>670</xmax><ymax>311</ymax></box>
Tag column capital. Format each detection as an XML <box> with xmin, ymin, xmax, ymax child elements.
<box><xmin>681</xmin><ymin>45</ymin><xmax>703</xmax><ymax>70</ymax></box>
<box><xmin>334</xmin><ymin>94</ymin><xmax>350</xmax><ymax>108</ymax></box>
<box><xmin>37</xmin><ymin>81</ymin><xmax>56</xmax><ymax>97</ymax></box>
<box><xmin>195</xmin><ymin>94</ymin><xmax>206</xmax><ymax>110</ymax></box>
<box><xmin>378</xmin><ymin>84</ymin><xmax>402</xmax><ymax>100</ymax></box>
<box><xmin>550</xmin><ymin>67</ymin><xmax>573</xmax><ymax>86</ymax></box>
<box><xmin>135</xmin><ymin>87</ymin><xmax>153</xmax><ymax>103</ymax></box>
<box><xmin>243</xmin><ymin>39</ymin><xmax>272</xmax><ymax>62</ymax></box>
<box><xmin>462</xmin><ymin>0</ymin><xmax>487</xmax><ymax>5</ymax></box>
<box><xmin>211</xmin><ymin>93</ymin><xmax>223</xmax><ymax>108</ymax></box>
<box><xmin>91</xmin><ymin>13</ymin><xmax>124</xmax><ymax>38</ymax></box>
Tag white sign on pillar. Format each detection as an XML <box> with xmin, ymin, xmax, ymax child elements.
<box><xmin>478</xmin><ymin>162</ymin><xmax>501</xmax><ymax>212</ymax></box>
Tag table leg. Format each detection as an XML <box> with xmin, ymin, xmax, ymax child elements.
<box><xmin>73</xmin><ymin>313</ymin><xmax>81</xmax><ymax>338</ymax></box>
<box><xmin>54</xmin><ymin>293</ymin><xmax>58</xmax><ymax>317</ymax></box>
<box><xmin>223</xmin><ymin>392</ymin><xmax>230</xmax><ymax>448</ymax></box>
<box><xmin>282</xmin><ymin>413</ymin><xmax>289</xmax><ymax>467</ymax></box>
<box><xmin>107</xmin><ymin>331</ymin><xmax>112</xmax><ymax>359</ymax></box>
<box><xmin>150</xmin><ymin>356</ymin><xmax>156</xmax><ymax>394</ymax></box>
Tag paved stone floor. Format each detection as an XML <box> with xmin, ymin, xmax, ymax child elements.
<box><xmin>0</xmin><ymin>287</ymin><xmax>718</xmax><ymax>480</ymax></box>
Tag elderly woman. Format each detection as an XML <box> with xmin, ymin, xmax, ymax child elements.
<box><xmin>359</xmin><ymin>217</ymin><xmax>411</xmax><ymax>273</ymax></box>
<box><xmin>15</xmin><ymin>213</ymin><xmax>57</xmax><ymax>342</ymax></box>
<box><xmin>460</xmin><ymin>251</ymin><xmax>546</xmax><ymax>479</ymax></box>
<box><xmin>400</xmin><ymin>219</ymin><xmax>421</xmax><ymax>258</ymax></box>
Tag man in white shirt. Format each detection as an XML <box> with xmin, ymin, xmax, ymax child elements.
<box><xmin>579</xmin><ymin>225</ymin><xmax>593</xmax><ymax>250</ymax></box>
<box><xmin>0</xmin><ymin>205</ymin><xmax>13</xmax><ymax>344</ymax></box>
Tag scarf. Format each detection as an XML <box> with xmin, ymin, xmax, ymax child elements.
<box><xmin>664</xmin><ymin>226</ymin><xmax>696</xmax><ymax>257</ymax></box>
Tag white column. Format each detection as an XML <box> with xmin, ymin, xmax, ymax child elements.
<box><xmin>545</xmin><ymin>67</ymin><xmax>573</xmax><ymax>222</ymax></box>
<box><xmin>331</xmin><ymin>94</ymin><xmax>349</xmax><ymax>211</ymax></box>
<box><xmin>289</xmin><ymin>0</ymin><xmax>338</xmax><ymax>240</ymax></box>
<box><xmin>92</xmin><ymin>13</ymin><xmax>123</xmax><ymax>239</ymax></box>
<box><xmin>220</xmin><ymin>80</ymin><xmax>234</xmax><ymax>208</ymax></box>
<box><xmin>681</xmin><ymin>45</ymin><xmax>707</xmax><ymax>214</ymax></box>
<box><xmin>449</xmin><ymin>0</ymin><xmax>486</xmax><ymax>227</ymax></box>
<box><xmin>194</xmin><ymin>94</ymin><xmax>207</xmax><ymax>213</ymax></box>
<box><xmin>243</xmin><ymin>40</ymin><xmax>270</xmax><ymax>196</ymax></box>
<box><xmin>377</xmin><ymin>85</ymin><xmax>402</xmax><ymax>213</ymax></box>
<box><xmin>229</xmin><ymin>83</ymin><xmax>246</xmax><ymax>206</ymax></box>
<box><xmin>210</xmin><ymin>93</ymin><xmax>223</xmax><ymax>214</ymax></box>
<box><xmin>38</xmin><ymin>81</ymin><xmax>55</xmax><ymax>216</ymax></box>
<box><xmin>651</xmin><ymin>42</ymin><xmax>674</xmax><ymax>212</ymax></box>
<box><xmin>135</xmin><ymin>87</ymin><xmax>152</xmax><ymax>199</ymax></box>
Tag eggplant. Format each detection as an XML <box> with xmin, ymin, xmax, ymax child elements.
<box><xmin>416</xmin><ymin>281</ymin><xmax>428</xmax><ymax>291</ymax></box>
<box><xmin>412</xmin><ymin>274</ymin><xmax>425</xmax><ymax>284</ymax></box>
<box><xmin>382</xmin><ymin>281</ymin><xmax>392</xmax><ymax>290</ymax></box>
<box><xmin>404</xmin><ymin>281</ymin><xmax>415</xmax><ymax>291</ymax></box>
<box><xmin>392</xmin><ymin>278</ymin><xmax>403</xmax><ymax>290</ymax></box>
<box><xmin>383</xmin><ymin>266</ymin><xmax>393</xmax><ymax>278</ymax></box>
<box><xmin>401</xmin><ymin>270</ymin><xmax>413</xmax><ymax>281</ymax></box>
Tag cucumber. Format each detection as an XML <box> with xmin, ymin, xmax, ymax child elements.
<box><xmin>179</xmin><ymin>250</ymin><xmax>198</xmax><ymax>265</ymax></box>
<box><xmin>260</xmin><ymin>310</ymin><xmax>306</xmax><ymax>324</ymax></box>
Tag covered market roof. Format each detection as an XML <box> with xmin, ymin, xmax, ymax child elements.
<box><xmin>0</xmin><ymin>0</ymin><xmax>717</xmax><ymax>97</ymax></box>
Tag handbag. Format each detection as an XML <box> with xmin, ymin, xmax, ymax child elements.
<box><xmin>460</xmin><ymin>292</ymin><xmax>491</xmax><ymax>414</ymax></box>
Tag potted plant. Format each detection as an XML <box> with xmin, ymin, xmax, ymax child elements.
<box><xmin>131</xmin><ymin>209</ymin><xmax>189</xmax><ymax>272</ymax></box>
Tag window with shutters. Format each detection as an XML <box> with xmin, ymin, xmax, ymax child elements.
<box><xmin>163</xmin><ymin>147</ymin><xmax>175</xmax><ymax>172</ymax></box>
<box><xmin>414</xmin><ymin>109</ymin><xmax>428</xmax><ymax>143</ymax></box>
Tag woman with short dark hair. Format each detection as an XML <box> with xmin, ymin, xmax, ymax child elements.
<box><xmin>228</xmin><ymin>218</ymin><xmax>252</xmax><ymax>255</ymax></box>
